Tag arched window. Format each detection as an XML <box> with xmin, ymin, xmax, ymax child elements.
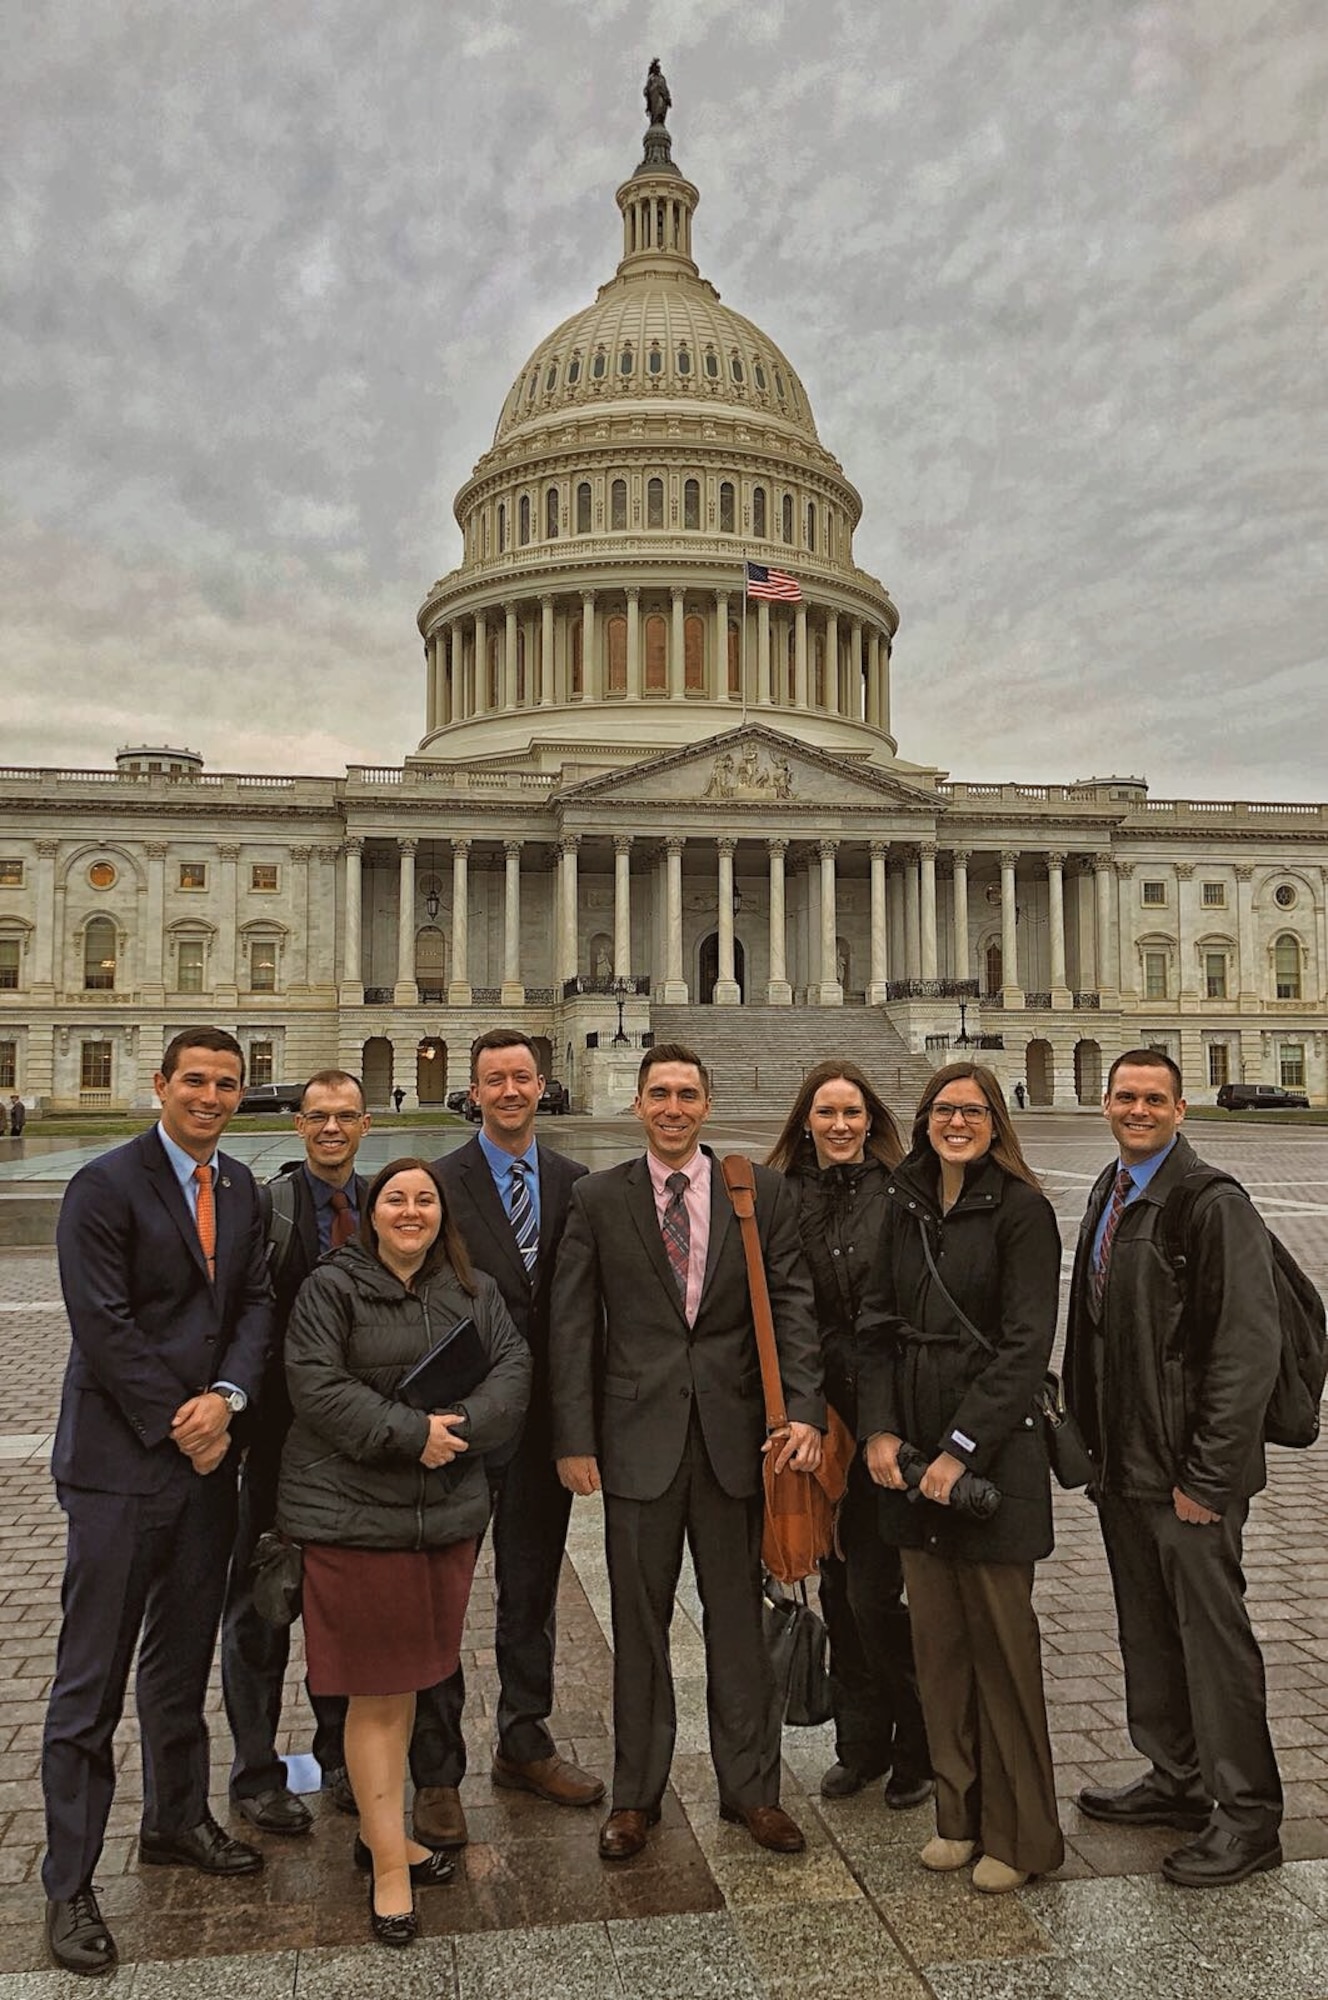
<box><xmin>806</xmin><ymin>502</ymin><xmax>816</xmax><ymax>551</ymax></box>
<box><xmin>684</xmin><ymin>613</ymin><xmax>705</xmax><ymax>692</ymax></box>
<box><xmin>727</xmin><ymin>621</ymin><xmax>741</xmax><ymax>697</ymax></box>
<box><xmin>544</xmin><ymin>361</ymin><xmax>558</xmax><ymax>392</ymax></box>
<box><xmin>683</xmin><ymin>478</ymin><xmax>700</xmax><ymax>529</ymax></box>
<box><xmin>496</xmin><ymin>502</ymin><xmax>506</xmax><ymax>553</ymax></box>
<box><xmin>546</xmin><ymin>485</ymin><xmax>559</xmax><ymax>539</ymax></box>
<box><xmin>619</xmin><ymin>345</ymin><xmax>634</xmax><ymax>376</ymax></box>
<box><xmin>1274</xmin><ymin>933</ymin><xmax>1302</xmax><ymax>1000</ymax></box>
<box><xmin>570</xmin><ymin>620</ymin><xmax>584</xmax><ymax>697</ymax></box>
<box><xmin>774</xmin><ymin>369</ymin><xmax>785</xmax><ymax>400</ymax></box>
<box><xmin>826</xmin><ymin>507</ymin><xmax>835</xmax><ymax>557</ymax></box>
<box><xmin>730</xmin><ymin>352</ymin><xmax>744</xmax><ymax>384</ymax></box>
<box><xmin>647</xmin><ymin>477</ymin><xmax>664</xmax><ymax>528</ymax></box>
<box><xmin>607</xmin><ymin>615</ymin><xmax>627</xmax><ymax>694</ymax></box>
<box><xmin>567</xmin><ymin>352</ymin><xmax>581</xmax><ymax>386</ymax></box>
<box><xmin>704</xmin><ymin>347</ymin><xmax>719</xmax><ymax>380</ymax></box>
<box><xmin>611</xmin><ymin>479</ymin><xmax>627</xmax><ymax>530</ymax></box>
<box><xmin>781</xmin><ymin>492</ymin><xmax>794</xmax><ymax>541</ymax></box>
<box><xmin>644</xmin><ymin>613</ymin><xmax>668</xmax><ymax>691</ymax></box>
<box><xmin>576</xmin><ymin>482</ymin><xmax>591</xmax><ymax>535</ymax></box>
<box><xmin>647</xmin><ymin>343</ymin><xmax>663</xmax><ymax>376</ymax></box>
<box><xmin>754</xmin><ymin>361</ymin><xmax>767</xmax><ymax>390</ymax></box>
<box><xmin>591</xmin><ymin>347</ymin><xmax>607</xmax><ymax>380</ymax></box>
<box><xmin>752</xmin><ymin>486</ymin><xmax>767</xmax><ymax>538</ymax></box>
<box><xmin>677</xmin><ymin>345</ymin><xmax>692</xmax><ymax>377</ymax></box>
<box><xmin>719</xmin><ymin>482</ymin><xmax>735</xmax><ymax>534</ymax></box>
<box><xmin>83</xmin><ymin>915</ymin><xmax>117</xmax><ymax>991</ymax></box>
<box><xmin>518</xmin><ymin>494</ymin><xmax>530</xmax><ymax>546</ymax></box>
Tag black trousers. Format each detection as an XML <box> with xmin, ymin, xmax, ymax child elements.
<box><xmin>410</xmin><ymin>1415</ymin><xmax>573</xmax><ymax>1785</ymax></box>
<box><xmin>819</xmin><ymin>1457</ymin><xmax>929</xmax><ymax>1780</ymax></box>
<box><xmin>603</xmin><ymin>1413</ymin><xmax>778</xmax><ymax>1813</ymax></box>
<box><xmin>221</xmin><ymin>1431</ymin><xmax>347</xmax><ymax>1797</ymax></box>
<box><xmin>1098</xmin><ymin>1493</ymin><xmax>1282</xmax><ymax>1836</ymax></box>
<box><xmin>43</xmin><ymin>1474</ymin><xmax>237</xmax><ymax>1900</ymax></box>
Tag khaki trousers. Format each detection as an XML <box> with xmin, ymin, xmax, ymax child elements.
<box><xmin>902</xmin><ymin>1548</ymin><xmax>1064</xmax><ymax>1876</ymax></box>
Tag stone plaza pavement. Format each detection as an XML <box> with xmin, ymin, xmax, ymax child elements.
<box><xmin>0</xmin><ymin>1112</ymin><xmax>1327</xmax><ymax>1996</ymax></box>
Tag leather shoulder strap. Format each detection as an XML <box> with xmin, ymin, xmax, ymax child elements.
<box><xmin>721</xmin><ymin>1153</ymin><xmax>787</xmax><ymax>1433</ymax></box>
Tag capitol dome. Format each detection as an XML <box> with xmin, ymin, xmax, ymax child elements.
<box><xmin>415</xmin><ymin>76</ymin><xmax>899</xmax><ymax>772</ymax></box>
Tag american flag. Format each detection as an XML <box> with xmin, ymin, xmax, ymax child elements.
<box><xmin>744</xmin><ymin>561</ymin><xmax>803</xmax><ymax>603</ymax></box>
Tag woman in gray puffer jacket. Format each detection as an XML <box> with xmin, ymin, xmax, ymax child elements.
<box><xmin>278</xmin><ymin>1156</ymin><xmax>529</xmax><ymax>1948</ymax></box>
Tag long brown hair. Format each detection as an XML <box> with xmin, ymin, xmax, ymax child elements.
<box><xmin>360</xmin><ymin>1156</ymin><xmax>477</xmax><ymax>1293</ymax></box>
<box><xmin>910</xmin><ymin>1063</ymin><xmax>1040</xmax><ymax>1189</ymax></box>
<box><xmin>766</xmin><ymin>1060</ymin><xmax>905</xmax><ymax>1174</ymax></box>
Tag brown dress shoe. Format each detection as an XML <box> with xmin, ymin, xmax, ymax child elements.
<box><xmin>491</xmin><ymin>1751</ymin><xmax>606</xmax><ymax>1807</ymax></box>
<box><xmin>412</xmin><ymin>1784</ymin><xmax>468</xmax><ymax>1849</ymax></box>
<box><xmin>719</xmin><ymin>1802</ymin><xmax>806</xmax><ymax>1853</ymax></box>
<box><xmin>598</xmin><ymin>1807</ymin><xmax>661</xmax><ymax>1860</ymax></box>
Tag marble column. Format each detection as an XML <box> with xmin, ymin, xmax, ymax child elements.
<box><xmin>903</xmin><ymin>852</ymin><xmax>921</xmax><ymax>980</ymax></box>
<box><xmin>557</xmin><ymin>837</ymin><xmax>580</xmax><ymax>989</ymax></box>
<box><xmin>849</xmin><ymin>619</ymin><xmax>863</xmax><ymax>721</ymax></box>
<box><xmin>825</xmin><ymin>610</ymin><xmax>840</xmax><ymax>716</ymax></box>
<box><xmin>1176</xmin><ymin>860</ymin><xmax>1198</xmax><ymax>1007</ymax></box>
<box><xmin>669</xmin><ymin>587</ymin><xmax>685</xmax><ymax>698</ymax></box>
<box><xmin>1094</xmin><ymin>852</ymin><xmax>1118</xmax><ymax>1000</ymax></box>
<box><xmin>287</xmin><ymin>846</ymin><xmax>311</xmax><ymax>991</ymax></box>
<box><xmin>473</xmin><ymin>610</ymin><xmax>488</xmax><ymax>715</ymax></box>
<box><xmin>216</xmin><ymin>844</ymin><xmax>240</xmax><ymax>1003</ymax></box>
<box><xmin>951</xmin><ymin>848</ymin><xmax>971</xmax><ymax>983</ymax></box>
<box><xmin>919</xmin><ymin>841</ymin><xmax>938</xmax><ymax>981</ymax></box>
<box><xmin>662</xmin><ymin>837</ymin><xmax>687</xmax><ymax>1001</ymax></box>
<box><xmin>626</xmin><ymin>588</ymin><xmax>642</xmax><ymax>700</ymax></box>
<box><xmin>1115</xmin><ymin>862</ymin><xmax>1138</xmax><ymax>1001</ymax></box>
<box><xmin>757</xmin><ymin>599</ymin><xmax>771</xmax><ymax>705</ymax></box>
<box><xmin>1047</xmin><ymin>851</ymin><xmax>1070</xmax><ymax>1007</ymax></box>
<box><xmin>714</xmin><ymin>839</ymin><xmax>741</xmax><ymax>1004</ymax></box>
<box><xmin>540</xmin><ymin>596</ymin><xmax>555</xmax><ymax>706</ymax></box>
<box><xmin>879</xmin><ymin>635</ymin><xmax>892</xmax><ymax>739</ymax></box>
<box><xmin>503</xmin><ymin>604</ymin><xmax>519</xmax><ymax>709</ymax></box>
<box><xmin>581</xmin><ymin>593</ymin><xmax>597</xmax><ymax>702</ymax></box>
<box><xmin>766</xmin><ymin>839</ymin><xmax>791</xmax><ymax>1004</ymax></box>
<box><xmin>794</xmin><ymin>604</ymin><xmax>808</xmax><ymax>709</ymax></box>
<box><xmin>394</xmin><ymin>838</ymin><xmax>418</xmax><ymax>1005</ymax></box>
<box><xmin>868</xmin><ymin>841</ymin><xmax>889</xmax><ymax>1004</ymax></box>
<box><xmin>1000</xmin><ymin>850</ymin><xmax>1024</xmax><ymax>1006</ymax></box>
<box><xmin>1235</xmin><ymin>863</ymin><xmax>1257</xmax><ymax>1006</ymax></box>
<box><xmin>887</xmin><ymin>857</ymin><xmax>906</xmax><ymax>983</ymax></box>
<box><xmin>714</xmin><ymin>589</ymin><xmax>730</xmax><ymax>698</ymax></box>
<box><xmin>142</xmin><ymin>843</ymin><xmax>166</xmax><ymax>1002</ymax></box>
<box><xmin>613</xmin><ymin>836</ymin><xmax>632</xmax><ymax>980</ymax></box>
<box><xmin>340</xmin><ymin>841</ymin><xmax>364</xmax><ymax>999</ymax></box>
<box><xmin>812</xmin><ymin>840</ymin><xmax>843</xmax><ymax>1005</ymax></box>
<box><xmin>866</xmin><ymin>631</ymin><xmax>881</xmax><ymax>728</ymax></box>
<box><xmin>448</xmin><ymin>840</ymin><xmax>472</xmax><ymax>1005</ymax></box>
<box><xmin>32</xmin><ymin>841</ymin><xmax>57</xmax><ymax>997</ymax></box>
<box><xmin>449</xmin><ymin>618</ymin><xmax>464</xmax><ymax>720</ymax></box>
<box><xmin>501</xmin><ymin>841</ymin><xmax>524</xmax><ymax>1006</ymax></box>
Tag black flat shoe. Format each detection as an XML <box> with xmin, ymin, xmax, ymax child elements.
<box><xmin>354</xmin><ymin>1835</ymin><xmax>457</xmax><ymax>1885</ymax></box>
<box><xmin>1077</xmin><ymin>1777</ymin><xmax>1211</xmax><ymax>1832</ymax></box>
<box><xmin>139</xmin><ymin>1812</ymin><xmax>263</xmax><ymax>1874</ymax></box>
<box><xmin>368</xmin><ymin>1874</ymin><xmax>419</xmax><ymax>1947</ymax></box>
<box><xmin>46</xmin><ymin>1887</ymin><xmax>117</xmax><ymax>1977</ymax></box>
<box><xmin>1162</xmin><ymin>1826</ymin><xmax>1282</xmax><ymax>1889</ymax></box>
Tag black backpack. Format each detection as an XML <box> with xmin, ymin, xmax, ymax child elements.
<box><xmin>1161</xmin><ymin>1168</ymin><xmax>1327</xmax><ymax>1449</ymax></box>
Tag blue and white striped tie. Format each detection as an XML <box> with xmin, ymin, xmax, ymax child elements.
<box><xmin>509</xmin><ymin>1160</ymin><xmax>538</xmax><ymax>1275</ymax></box>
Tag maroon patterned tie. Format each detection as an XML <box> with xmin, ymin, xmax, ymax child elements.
<box><xmin>329</xmin><ymin>1188</ymin><xmax>356</xmax><ymax>1249</ymax></box>
<box><xmin>661</xmin><ymin>1171</ymin><xmax>691</xmax><ymax>1305</ymax></box>
<box><xmin>1091</xmin><ymin>1167</ymin><xmax>1135</xmax><ymax>1313</ymax></box>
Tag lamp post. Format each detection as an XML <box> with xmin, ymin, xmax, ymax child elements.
<box><xmin>957</xmin><ymin>998</ymin><xmax>970</xmax><ymax>1046</ymax></box>
<box><xmin>612</xmin><ymin>975</ymin><xmax>630</xmax><ymax>1045</ymax></box>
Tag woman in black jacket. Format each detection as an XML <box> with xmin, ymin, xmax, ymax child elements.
<box><xmin>858</xmin><ymin>1064</ymin><xmax>1063</xmax><ymax>1894</ymax></box>
<box><xmin>768</xmin><ymin>1061</ymin><xmax>931</xmax><ymax>1808</ymax></box>
<box><xmin>279</xmin><ymin>1157</ymin><xmax>529</xmax><ymax>1946</ymax></box>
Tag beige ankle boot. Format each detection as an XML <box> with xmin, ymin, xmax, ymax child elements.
<box><xmin>920</xmin><ymin>1836</ymin><xmax>976</xmax><ymax>1871</ymax></box>
<box><xmin>972</xmin><ymin>1854</ymin><xmax>1028</xmax><ymax>1894</ymax></box>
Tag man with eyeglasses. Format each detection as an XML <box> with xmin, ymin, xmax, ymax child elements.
<box><xmin>220</xmin><ymin>1069</ymin><xmax>372</xmax><ymax>1834</ymax></box>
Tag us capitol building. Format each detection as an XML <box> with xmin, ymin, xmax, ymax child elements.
<box><xmin>2</xmin><ymin>74</ymin><xmax>1325</xmax><ymax>1113</ymax></box>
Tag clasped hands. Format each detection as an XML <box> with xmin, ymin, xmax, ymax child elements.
<box><xmin>865</xmin><ymin>1431</ymin><xmax>966</xmax><ymax>1506</ymax></box>
<box><xmin>170</xmin><ymin>1392</ymin><xmax>232</xmax><ymax>1476</ymax></box>
<box><xmin>420</xmin><ymin>1411</ymin><xmax>469</xmax><ymax>1468</ymax></box>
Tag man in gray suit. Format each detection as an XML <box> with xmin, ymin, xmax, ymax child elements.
<box><xmin>551</xmin><ymin>1043</ymin><xmax>824</xmax><ymax>1860</ymax></box>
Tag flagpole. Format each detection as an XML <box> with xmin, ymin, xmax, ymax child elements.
<box><xmin>740</xmin><ymin>557</ymin><xmax>749</xmax><ymax>725</ymax></box>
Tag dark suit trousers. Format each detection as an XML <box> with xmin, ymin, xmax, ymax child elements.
<box><xmin>819</xmin><ymin>1457</ymin><xmax>930</xmax><ymax>1781</ymax></box>
<box><xmin>604</xmin><ymin>1412</ymin><xmax>779</xmax><ymax>1813</ymax></box>
<box><xmin>42</xmin><ymin>1473</ymin><xmax>238</xmax><ymax>1900</ymax></box>
<box><xmin>1098</xmin><ymin>1493</ymin><xmax>1282</xmax><ymax>1835</ymax></box>
<box><xmin>221</xmin><ymin>1432</ymin><xmax>347</xmax><ymax>1796</ymax></box>
<box><xmin>411</xmin><ymin>1414</ymin><xmax>573</xmax><ymax>1783</ymax></box>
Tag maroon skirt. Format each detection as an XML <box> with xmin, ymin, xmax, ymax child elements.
<box><xmin>302</xmin><ymin>1540</ymin><xmax>478</xmax><ymax>1697</ymax></box>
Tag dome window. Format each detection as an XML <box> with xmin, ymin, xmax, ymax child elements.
<box><xmin>719</xmin><ymin>482</ymin><xmax>735</xmax><ymax>534</ymax></box>
<box><xmin>647</xmin><ymin>344</ymin><xmax>663</xmax><ymax>376</ymax></box>
<box><xmin>526</xmin><ymin>371</ymin><xmax>538</xmax><ymax>406</ymax></box>
<box><xmin>611</xmin><ymin>479</ymin><xmax>627</xmax><ymax>530</ymax></box>
<box><xmin>781</xmin><ymin>493</ymin><xmax>794</xmax><ymax>542</ymax></box>
<box><xmin>774</xmin><ymin>369</ymin><xmax>786</xmax><ymax>399</ymax></box>
<box><xmin>497</xmin><ymin>503</ymin><xmax>507</xmax><ymax>553</ymax></box>
<box><xmin>730</xmin><ymin>353</ymin><xmax>744</xmax><ymax>384</ymax></box>
<box><xmin>754</xmin><ymin>361</ymin><xmax>767</xmax><ymax>390</ymax></box>
<box><xmin>546</xmin><ymin>485</ymin><xmax>560</xmax><ymax>539</ymax></box>
<box><xmin>647</xmin><ymin>477</ymin><xmax>664</xmax><ymax>528</ymax></box>
<box><xmin>544</xmin><ymin>361</ymin><xmax>558</xmax><ymax>392</ymax></box>
<box><xmin>704</xmin><ymin>347</ymin><xmax>719</xmax><ymax>380</ymax></box>
<box><xmin>752</xmin><ymin>486</ymin><xmax>767</xmax><ymax>538</ymax></box>
<box><xmin>684</xmin><ymin>478</ymin><xmax>700</xmax><ymax>529</ymax></box>
<box><xmin>576</xmin><ymin>482</ymin><xmax>592</xmax><ymax>535</ymax></box>
<box><xmin>518</xmin><ymin>494</ymin><xmax>531</xmax><ymax>546</ymax></box>
<box><xmin>620</xmin><ymin>345</ymin><xmax>634</xmax><ymax>376</ymax></box>
<box><xmin>806</xmin><ymin>502</ymin><xmax>816</xmax><ymax>551</ymax></box>
<box><xmin>567</xmin><ymin>353</ymin><xmax>582</xmax><ymax>386</ymax></box>
<box><xmin>677</xmin><ymin>345</ymin><xmax>692</xmax><ymax>377</ymax></box>
<box><xmin>592</xmin><ymin>348</ymin><xmax>607</xmax><ymax>381</ymax></box>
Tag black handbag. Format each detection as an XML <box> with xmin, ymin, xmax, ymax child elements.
<box><xmin>917</xmin><ymin>1218</ymin><xmax>1093</xmax><ymax>1491</ymax></box>
<box><xmin>251</xmin><ymin>1530</ymin><xmax>303</xmax><ymax>1627</ymax></box>
<box><xmin>762</xmin><ymin>1575</ymin><xmax>833</xmax><ymax>1728</ymax></box>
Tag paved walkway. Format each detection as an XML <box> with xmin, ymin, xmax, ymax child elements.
<box><xmin>1</xmin><ymin>1116</ymin><xmax>1327</xmax><ymax>1996</ymax></box>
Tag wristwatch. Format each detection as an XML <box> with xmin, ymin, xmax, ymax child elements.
<box><xmin>211</xmin><ymin>1384</ymin><xmax>248</xmax><ymax>1416</ymax></box>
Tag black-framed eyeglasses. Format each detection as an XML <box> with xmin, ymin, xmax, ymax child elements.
<box><xmin>929</xmin><ymin>1102</ymin><xmax>991</xmax><ymax>1124</ymax></box>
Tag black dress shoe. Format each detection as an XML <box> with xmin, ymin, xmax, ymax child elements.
<box><xmin>139</xmin><ymin>1811</ymin><xmax>264</xmax><ymax>1874</ymax></box>
<box><xmin>322</xmin><ymin>1765</ymin><xmax>357</xmax><ymax>1816</ymax></box>
<box><xmin>1162</xmin><ymin>1826</ymin><xmax>1282</xmax><ymax>1888</ymax></box>
<box><xmin>46</xmin><ymin>1887</ymin><xmax>117</xmax><ymax>1977</ymax></box>
<box><xmin>368</xmin><ymin>1874</ymin><xmax>419</xmax><ymax>1947</ymax></box>
<box><xmin>1077</xmin><ymin>1776</ymin><xmax>1212</xmax><ymax>1831</ymax></box>
<box><xmin>820</xmin><ymin>1762</ymin><xmax>877</xmax><ymax>1799</ymax></box>
<box><xmin>234</xmin><ymin>1787</ymin><xmax>313</xmax><ymax>1835</ymax></box>
<box><xmin>884</xmin><ymin>1774</ymin><xmax>936</xmax><ymax>1812</ymax></box>
<box><xmin>353</xmin><ymin>1835</ymin><xmax>457</xmax><ymax>1885</ymax></box>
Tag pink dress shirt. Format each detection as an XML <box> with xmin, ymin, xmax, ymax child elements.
<box><xmin>646</xmin><ymin>1146</ymin><xmax>711</xmax><ymax>1327</ymax></box>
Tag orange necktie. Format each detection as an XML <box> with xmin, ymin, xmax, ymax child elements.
<box><xmin>194</xmin><ymin>1163</ymin><xmax>216</xmax><ymax>1281</ymax></box>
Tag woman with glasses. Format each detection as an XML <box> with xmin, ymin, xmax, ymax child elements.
<box><xmin>766</xmin><ymin>1062</ymin><xmax>932</xmax><ymax>1811</ymax></box>
<box><xmin>857</xmin><ymin>1064</ymin><xmax>1063</xmax><ymax>1894</ymax></box>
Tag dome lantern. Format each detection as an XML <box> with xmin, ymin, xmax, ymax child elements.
<box><xmin>616</xmin><ymin>59</ymin><xmax>700</xmax><ymax>278</ymax></box>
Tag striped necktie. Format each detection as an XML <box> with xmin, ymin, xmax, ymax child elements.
<box><xmin>1091</xmin><ymin>1167</ymin><xmax>1135</xmax><ymax>1313</ymax></box>
<box><xmin>193</xmin><ymin>1163</ymin><xmax>216</xmax><ymax>1282</ymax></box>
<box><xmin>661</xmin><ymin>1171</ymin><xmax>690</xmax><ymax>1305</ymax></box>
<box><xmin>509</xmin><ymin>1160</ymin><xmax>538</xmax><ymax>1275</ymax></box>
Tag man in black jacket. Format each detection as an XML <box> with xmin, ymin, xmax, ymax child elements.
<box><xmin>220</xmin><ymin>1068</ymin><xmax>371</xmax><ymax>1833</ymax></box>
<box><xmin>414</xmin><ymin>1029</ymin><xmax>602</xmax><ymax>1849</ymax></box>
<box><xmin>1064</xmin><ymin>1049</ymin><xmax>1283</xmax><ymax>1887</ymax></box>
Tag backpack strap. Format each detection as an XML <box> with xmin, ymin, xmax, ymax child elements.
<box><xmin>262</xmin><ymin>1166</ymin><xmax>303</xmax><ymax>1284</ymax></box>
<box><xmin>1159</xmin><ymin>1166</ymin><xmax>1244</xmax><ymax>1278</ymax></box>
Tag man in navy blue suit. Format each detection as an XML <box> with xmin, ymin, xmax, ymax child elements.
<box><xmin>41</xmin><ymin>1027</ymin><xmax>273</xmax><ymax>1977</ymax></box>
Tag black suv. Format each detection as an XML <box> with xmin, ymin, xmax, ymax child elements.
<box><xmin>1216</xmin><ymin>1082</ymin><xmax>1310</xmax><ymax>1111</ymax></box>
<box><xmin>237</xmin><ymin>1082</ymin><xmax>306</xmax><ymax>1114</ymax></box>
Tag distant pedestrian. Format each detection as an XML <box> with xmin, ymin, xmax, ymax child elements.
<box><xmin>392</xmin><ymin>1087</ymin><xmax>406</xmax><ymax>1114</ymax></box>
<box><xmin>1013</xmin><ymin>1082</ymin><xmax>1026</xmax><ymax>1110</ymax></box>
<box><xmin>9</xmin><ymin>1093</ymin><xmax>25</xmax><ymax>1135</ymax></box>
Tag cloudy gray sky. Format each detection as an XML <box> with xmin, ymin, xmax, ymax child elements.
<box><xmin>3</xmin><ymin>0</ymin><xmax>1325</xmax><ymax>799</ymax></box>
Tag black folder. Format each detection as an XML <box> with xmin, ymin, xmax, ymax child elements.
<box><xmin>396</xmin><ymin>1317</ymin><xmax>489</xmax><ymax>1410</ymax></box>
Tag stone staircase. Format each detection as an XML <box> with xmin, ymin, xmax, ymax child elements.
<box><xmin>647</xmin><ymin>1004</ymin><xmax>938</xmax><ymax>1118</ymax></box>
